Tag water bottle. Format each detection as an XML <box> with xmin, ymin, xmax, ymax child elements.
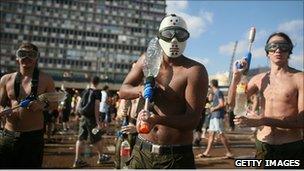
<box><xmin>120</xmin><ymin>138</ymin><xmax>131</xmax><ymax>169</ymax></box>
<box><xmin>143</xmin><ymin>37</ymin><xmax>163</xmax><ymax>78</ymax></box>
<box><xmin>139</xmin><ymin>37</ymin><xmax>162</xmax><ymax>134</ymax></box>
<box><xmin>92</xmin><ymin>127</ymin><xmax>99</xmax><ymax>135</ymax></box>
<box><xmin>234</xmin><ymin>77</ymin><xmax>248</xmax><ymax>116</ymax></box>
<box><xmin>84</xmin><ymin>144</ymin><xmax>91</xmax><ymax>158</ymax></box>
<box><xmin>234</xmin><ymin>27</ymin><xmax>255</xmax><ymax>116</ymax></box>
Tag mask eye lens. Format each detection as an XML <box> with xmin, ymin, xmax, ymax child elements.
<box><xmin>175</xmin><ymin>30</ymin><xmax>189</xmax><ymax>42</ymax></box>
<box><xmin>16</xmin><ymin>50</ymin><xmax>38</xmax><ymax>59</ymax></box>
<box><xmin>266</xmin><ymin>43</ymin><xmax>291</xmax><ymax>53</ymax></box>
<box><xmin>159</xmin><ymin>27</ymin><xmax>190</xmax><ymax>42</ymax></box>
<box><xmin>161</xmin><ymin>30</ymin><xmax>174</xmax><ymax>39</ymax></box>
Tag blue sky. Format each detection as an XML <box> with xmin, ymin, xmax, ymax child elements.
<box><xmin>166</xmin><ymin>1</ymin><xmax>303</xmax><ymax>75</ymax></box>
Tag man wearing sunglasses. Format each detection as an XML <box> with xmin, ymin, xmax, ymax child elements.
<box><xmin>119</xmin><ymin>14</ymin><xmax>209</xmax><ymax>168</ymax></box>
<box><xmin>228</xmin><ymin>32</ymin><xmax>304</xmax><ymax>168</ymax></box>
<box><xmin>0</xmin><ymin>42</ymin><xmax>57</xmax><ymax>168</ymax></box>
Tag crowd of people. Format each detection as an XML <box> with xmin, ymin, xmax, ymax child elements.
<box><xmin>0</xmin><ymin>13</ymin><xmax>303</xmax><ymax>169</ymax></box>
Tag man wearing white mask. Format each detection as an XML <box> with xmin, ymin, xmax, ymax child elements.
<box><xmin>119</xmin><ymin>14</ymin><xmax>209</xmax><ymax>169</ymax></box>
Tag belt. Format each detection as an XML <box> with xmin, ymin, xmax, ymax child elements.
<box><xmin>1</xmin><ymin>129</ymin><xmax>43</xmax><ymax>138</ymax></box>
<box><xmin>136</xmin><ymin>136</ymin><xmax>193</xmax><ymax>155</ymax></box>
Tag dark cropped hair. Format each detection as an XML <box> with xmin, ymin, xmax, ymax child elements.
<box><xmin>91</xmin><ymin>76</ymin><xmax>100</xmax><ymax>85</ymax></box>
<box><xmin>210</xmin><ymin>79</ymin><xmax>219</xmax><ymax>88</ymax></box>
<box><xmin>265</xmin><ymin>32</ymin><xmax>293</xmax><ymax>55</ymax></box>
<box><xmin>18</xmin><ymin>42</ymin><xmax>39</xmax><ymax>52</ymax></box>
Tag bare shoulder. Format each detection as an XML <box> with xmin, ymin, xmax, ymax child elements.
<box><xmin>289</xmin><ymin>67</ymin><xmax>304</xmax><ymax>87</ymax></box>
<box><xmin>250</xmin><ymin>71</ymin><xmax>269</xmax><ymax>83</ymax></box>
<box><xmin>0</xmin><ymin>72</ymin><xmax>16</xmax><ymax>85</ymax></box>
<box><xmin>39</xmin><ymin>71</ymin><xmax>54</xmax><ymax>83</ymax></box>
<box><xmin>183</xmin><ymin>57</ymin><xmax>208</xmax><ymax>77</ymax></box>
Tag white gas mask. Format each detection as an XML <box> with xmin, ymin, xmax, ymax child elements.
<box><xmin>158</xmin><ymin>14</ymin><xmax>190</xmax><ymax>58</ymax></box>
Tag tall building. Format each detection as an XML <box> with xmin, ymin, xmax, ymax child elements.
<box><xmin>0</xmin><ymin>0</ymin><xmax>166</xmax><ymax>89</ymax></box>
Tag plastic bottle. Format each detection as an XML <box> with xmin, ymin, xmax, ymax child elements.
<box><xmin>143</xmin><ymin>37</ymin><xmax>163</xmax><ymax>78</ymax></box>
<box><xmin>234</xmin><ymin>27</ymin><xmax>256</xmax><ymax>116</ymax></box>
<box><xmin>120</xmin><ymin>136</ymin><xmax>131</xmax><ymax>169</ymax></box>
<box><xmin>234</xmin><ymin>77</ymin><xmax>248</xmax><ymax>116</ymax></box>
<box><xmin>84</xmin><ymin>144</ymin><xmax>91</xmax><ymax>158</ymax></box>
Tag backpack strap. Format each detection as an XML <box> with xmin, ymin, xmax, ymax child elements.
<box><xmin>14</xmin><ymin>72</ymin><xmax>22</xmax><ymax>102</ymax></box>
<box><xmin>14</xmin><ymin>67</ymin><xmax>40</xmax><ymax>103</ymax></box>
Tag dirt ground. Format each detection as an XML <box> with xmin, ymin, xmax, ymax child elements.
<box><xmin>42</xmin><ymin>119</ymin><xmax>256</xmax><ymax>169</ymax></box>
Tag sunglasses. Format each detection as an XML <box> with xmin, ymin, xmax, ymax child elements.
<box><xmin>16</xmin><ymin>49</ymin><xmax>39</xmax><ymax>59</ymax></box>
<box><xmin>158</xmin><ymin>26</ymin><xmax>190</xmax><ymax>42</ymax></box>
<box><xmin>265</xmin><ymin>42</ymin><xmax>292</xmax><ymax>53</ymax></box>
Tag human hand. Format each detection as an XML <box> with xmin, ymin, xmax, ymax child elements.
<box><xmin>232</xmin><ymin>59</ymin><xmax>248</xmax><ymax>84</ymax></box>
<box><xmin>0</xmin><ymin>107</ymin><xmax>13</xmax><ymax>117</ymax></box>
<box><xmin>234</xmin><ymin>110</ymin><xmax>263</xmax><ymax>127</ymax></box>
<box><xmin>121</xmin><ymin>124</ymin><xmax>137</xmax><ymax>134</ymax></box>
<box><xmin>136</xmin><ymin>110</ymin><xmax>156</xmax><ymax>133</ymax></box>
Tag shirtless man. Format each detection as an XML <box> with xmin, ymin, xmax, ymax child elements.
<box><xmin>228</xmin><ymin>32</ymin><xmax>304</xmax><ymax>168</ymax></box>
<box><xmin>0</xmin><ymin>43</ymin><xmax>57</xmax><ymax>168</ymax></box>
<box><xmin>119</xmin><ymin>14</ymin><xmax>208</xmax><ymax>169</ymax></box>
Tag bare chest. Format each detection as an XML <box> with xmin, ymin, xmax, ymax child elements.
<box><xmin>154</xmin><ymin>67</ymin><xmax>187</xmax><ymax>105</ymax></box>
<box><xmin>262</xmin><ymin>78</ymin><xmax>297</xmax><ymax>104</ymax></box>
<box><xmin>6</xmin><ymin>75</ymin><xmax>45</xmax><ymax>101</ymax></box>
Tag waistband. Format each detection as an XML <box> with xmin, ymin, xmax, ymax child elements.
<box><xmin>256</xmin><ymin>139</ymin><xmax>304</xmax><ymax>147</ymax></box>
<box><xmin>136</xmin><ymin>135</ymin><xmax>193</xmax><ymax>155</ymax></box>
<box><xmin>1</xmin><ymin>129</ymin><xmax>44</xmax><ymax>138</ymax></box>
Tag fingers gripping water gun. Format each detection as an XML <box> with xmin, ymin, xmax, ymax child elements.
<box><xmin>236</xmin><ymin>27</ymin><xmax>256</xmax><ymax>75</ymax></box>
<box><xmin>0</xmin><ymin>92</ymin><xmax>66</xmax><ymax>117</ymax></box>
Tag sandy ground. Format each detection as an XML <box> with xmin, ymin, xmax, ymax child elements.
<box><xmin>42</xmin><ymin>119</ymin><xmax>257</xmax><ymax>169</ymax></box>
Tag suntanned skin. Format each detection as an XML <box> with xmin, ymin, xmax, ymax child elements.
<box><xmin>0</xmin><ymin>56</ymin><xmax>56</xmax><ymax>132</ymax></box>
<box><xmin>119</xmin><ymin>53</ymin><xmax>209</xmax><ymax>145</ymax></box>
<box><xmin>228</xmin><ymin>35</ymin><xmax>304</xmax><ymax>145</ymax></box>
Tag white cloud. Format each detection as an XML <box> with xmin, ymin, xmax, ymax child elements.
<box><xmin>166</xmin><ymin>1</ymin><xmax>213</xmax><ymax>38</ymax></box>
<box><xmin>166</xmin><ymin>1</ymin><xmax>188</xmax><ymax>11</ymax></box>
<box><xmin>277</xmin><ymin>20</ymin><xmax>304</xmax><ymax>47</ymax></box>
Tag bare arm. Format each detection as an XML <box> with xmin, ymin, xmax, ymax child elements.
<box><xmin>95</xmin><ymin>99</ymin><xmax>101</xmax><ymax>125</ymax></box>
<box><xmin>44</xmin><ymin>73</ymin><xmax>57</xmax><ymax>111</ymax></box>
<box><xmin>151</xmin><ymin>64</ymin><xmax>209</xmax><ymax>131</ymax></box>
<box><xmin>227</xmin><ymin>60</ymin><xmax>258</xmax><ymax>107</ymax></box>
<box><xmin>211</xmin><ymin>96</ymin><xmax>225</xmax><ymax>112</ymax></box>
<box><xmin>0</xmin><ymin>74</ymin><xmax>10</xmax><ymax>111</ymax></box>
<box><xmin>119</xmin><ymin>55</ymin><xmax>145</xmax><ymax>100</ymax></box>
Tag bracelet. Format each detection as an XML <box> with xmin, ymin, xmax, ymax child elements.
<box><xmin>43</xmin><ymin>100</ymin><xmax>50</xmax><ymax>109</ymax></box>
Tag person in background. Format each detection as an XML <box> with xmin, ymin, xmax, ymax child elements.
<box><xmin>99</xmin><ymin>85</ymin><xmax>110</xmax><ymax>129</ymax></box>
<box><xmin>201</xmin><ymin>92</ymin><xmax>213</xmax><ymax>139</ymax></box>
<box><xmin>72</xmin><ymin>76</ymin><xmax>110</xmax><ymax>168</ymax></box>
<box><xmin>197</xmin><ymin>79</ymin><xmax>234</xmax><ymax>159</ymax></box>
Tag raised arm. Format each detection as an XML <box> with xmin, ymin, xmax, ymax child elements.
<box><xmin>119</xmin><ymin>55</ymin><xmax>145</xmax><ymax>100</ymax></box>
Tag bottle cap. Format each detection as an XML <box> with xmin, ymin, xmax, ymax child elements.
<box><xmin>139</xmin><ymin>124</ymin><xmax>150</xmax><ymax>134</ymax></box>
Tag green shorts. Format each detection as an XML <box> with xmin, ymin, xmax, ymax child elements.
<box><xmin>128</xmin><ymin>136</ymin><xmax>195</xmax><ymax>169</ymax></box>
<box><xmin>0</xmin><ymin>129</ymin><xmax>44</xmax><ymax>168</ymax></box>
<box><xmin>78</xmin><ymin>116</ymin><xmax>102</xmax><ymax>144</ymax></box>
<box><xmin>255</xmin><ymin>139</ymin><xmax>304</xmax><ymax>168</ymax></box>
